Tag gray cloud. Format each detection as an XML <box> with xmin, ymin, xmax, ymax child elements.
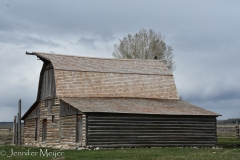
<box><xmin>174</xmin><ymin>48</ymin><xmax>240</xmax><ymax>115</ymax></box>
<box><xmin>170</xmin><ymin>30</ymin><xmax>240</xmax><ymax>53</ymax></box>
<box><xmin>0</xmin><ymin>19</ymin><xmax>15</xmax><ymax>31</ymax></box>
<box><xmin>77</xmin><ymin>32</ymin><xmax>116</xmax><ymax>49</ymax></box>
<box><xmin>22</xmin><ymin>36</ymin><xmax>60</xmax><ymax>47</ymax></box>
<box><xmin>193</xmin><ymin>99</ymin><xmax>240</xmax><ymax>120</ymax></box>
<box><xmin>0</xmin><ymin>33</ymin><xmax>59</xmax><ymax>47</ymax></box>
<box><xmin>78</xmin><ymin>37</ymin><xmax>97</xmax><ymax>49</ymax></box>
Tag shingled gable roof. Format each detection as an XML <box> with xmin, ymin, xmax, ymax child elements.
<box><xmin>34</xmin><ymin>52</ymin><xmax>172</xmax><ymax>75</ymax></box>
<box><xmin>60</xmin><ymin>98</ymin><xmax>221</xmax><ymax>116</ymax></box>
<box><xmin>34</xmin><ymin>52</ymin><xmax>179</xmax><ymax>100</ymax></box>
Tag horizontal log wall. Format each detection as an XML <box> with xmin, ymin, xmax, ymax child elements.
<box><xmin>46</xmin><ymin>99</ymin><xmax>60</xmax><ymax>145</ymax></box>
<box><xmin>38</xmin><ymin>99</ymin><xmax>60</xmax><ymax>145</ymax></box>
<box><xmin>60</xmin><ymin>115</ymin><xmax>76</xmax><ymax>144</ymax></box>
<box><xmin>24</xmin><ymin>119</ymin><xmax>36</xmax><ymax>143</ymax></box>
<box><xmin>86</xmin><ymin>113</ymin><xmax>217</xmax><ymax>148</ymax></box>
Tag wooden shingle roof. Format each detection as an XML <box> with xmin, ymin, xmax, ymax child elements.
<box><xmin>61</xmin><ymin>97</ymin><xmax>220</xmax><ymax>116</ymax></box>
<box><xmin>34</xmin><ymin>52</ymin><xmax>179</xmax><ymax>99</ymax></box>
<box><xmin>34</xmin><ymin>52</ymin><xmax>172</xmax><ymax>75</ymax></box>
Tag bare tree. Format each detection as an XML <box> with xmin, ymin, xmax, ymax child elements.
<box><xmin>112</xmin><ymin>29</ymin><xmax>175</xmax><ymax>72</ymax></box>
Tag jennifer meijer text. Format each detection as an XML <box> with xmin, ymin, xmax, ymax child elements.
<box><xmin>3</xmin><ymin>148</ymin><xmax>64</xmax><ymax>158</ymax></box>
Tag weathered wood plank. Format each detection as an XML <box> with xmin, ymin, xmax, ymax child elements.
<box><xmin>60</xmin><ymin>101</ymin><xmax>80</xmax><ymax>117</ymax></box>
<box><xmin>86</xmin><ymin>113</ymin><xmax>217</xmax><ymax>147</ymax></box>
<box><xmin>40</xmin><ymin>64</ymin><xmax>56</xmax><ymax>100</ymax></box>
<box><xmin>88</xmin><ymin>125</ymin><xmax>216</xmax><ymax>130</ymax></box>
<box><xmin>88</xmin><ymin>143</ymin><xmax>215</xmax><ymax>148</ymax></box>
<box><xmin>60</xmin><ymin>115</ymin><xmax>76</xmax><ymax>143</ymax></box>
<box><xmin>87</xmin><ymin>115</ymin><xmax>215</xmax><ymax>121</ymax></box>
<box><xmin>88</xmin><ymin>120</ymin><xmax>215</xmax><ymax>124</ymax></box>
<box><xmin>87</xmin><ymin>123</ymin><xmax>215</xmax><ymax>127</ymax></box>
<box><xmin>88</xmin><ymin>136</ymin><xmax>216</xmax><ymax>140</ymax></box>
<box><xmin>88</xmin><ymin>140</ymin><xmax>216</xmax><ymax>145</ymax></box>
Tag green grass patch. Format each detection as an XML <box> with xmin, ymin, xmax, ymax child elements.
<box><xmin>0</xmin><ymin>138</ymin><xmax>240</xmax><ymax>160</ymax></box>
<box><xmin>218</xmin><ymin>138</ymin><xmax>240</xmax><ymax>148</ymax></box>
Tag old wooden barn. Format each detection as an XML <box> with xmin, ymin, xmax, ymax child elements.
<box><xmin>22</xmin><ymin>52</ymin><xmax>220</xmax><ymax>148</ymax></box>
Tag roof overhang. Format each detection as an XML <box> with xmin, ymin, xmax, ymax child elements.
<box><xmin>21</xmin><ymin>101</ymin><xmax>39</xmax><ymax>120</ymax></box>
<box><xmin>60</xmin><ymin>97</ymin><xmax>221</xmax><ymax>116</ymax></box>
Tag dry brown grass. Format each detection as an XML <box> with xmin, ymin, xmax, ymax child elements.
<box><xmin>217</xmin><ymin>124</ymin><xmax>238</xmax><ymax>138</ymax></box>
<box><xmin>0</xmin><ymin>131</ymin><xmax>12</xmax><ymax>145</ymax></box>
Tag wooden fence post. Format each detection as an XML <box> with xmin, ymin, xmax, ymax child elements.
<box><xmin>12</xmin><ymin>116</ymin><xmax>16</xmax><ymax>144</ymax></box>
<box><xmin>18</xmin><ymin>99</ymin><xmax>21</xmax><ymax>145</ymax></box>
<box><xmin>16</xmin><ymin>113</ymin><xmax>19</xmax><ymax>145</ymax></box>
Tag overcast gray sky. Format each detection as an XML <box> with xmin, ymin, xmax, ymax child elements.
<box><xmin>0</xmin><ymin>0</ymin><xmax>239</xmax><ymax>121</ymax></box>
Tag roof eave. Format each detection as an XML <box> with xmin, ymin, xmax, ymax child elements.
<box><xmin>21</xmin><ymin>101</ymin><xmax>39</xmax><ymax>120</ymax></box>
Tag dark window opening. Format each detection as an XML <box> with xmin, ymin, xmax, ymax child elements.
<box><xmin>42</xmin><ymin>119</ymin><xmax>47</xmax><ymax>142</ymax></box>
<box><xmin>52</xmin><ymin>116</ymin><xmax>54</xmax><ymax>123</ymax></box>
<box><xmin>35</xmin><ymin>119</ymin><xmax>38</xmax><ymax>141</ymax></box>
<box><xmin>76</xmin><ymin>115</ymin><xmax>82</xmax><ymax>143</ymax></box>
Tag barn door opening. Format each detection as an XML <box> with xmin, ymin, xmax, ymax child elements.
<box><xmin>76</xmin><ymin>115</ymin><xmax>82</xmax><ymax>143</ymax></box>
<box><xmin>42</xmin><ymin>119</ymin><xmax>47</xmax><ymax>142</ymax></box>
<box><xmin>35</xmin><ymin>118</ymin><xmax>38</xmax><ymax>141</ymax></box>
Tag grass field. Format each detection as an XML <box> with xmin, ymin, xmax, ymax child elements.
<box><xmin>0</xmin><ymin>138</ymin><xmax>240</xmax><ymax>160</ymax></box>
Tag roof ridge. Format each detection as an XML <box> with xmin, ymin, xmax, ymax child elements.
<box><xmin>54</xmin><ymin>69</ymin><xmax>173</xmax><ymax>75</ymax></box>
<box><xmin>60</xmin><ymin>97</ymin><xmax>180</xmax><ymax>100</ymax></box>
<box><xmin>33</xmin><ymin>52</ymin><xmax>164</xmax><ymax>62</ymax></box>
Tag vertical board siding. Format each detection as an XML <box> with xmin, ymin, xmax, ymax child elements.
<box><xmin>60</xmin><ymin>101</ymin><xmax>80</xmax><ymax>117</ymax></box>
<box><xmin>76</xmin><ymin>115</ymin><xmax>82</xmax><ymax>143</ymax></box>
<box><xmin>48</xmin><ymin>69</ymin><xmax>52</xmax><ymax>97</ymax></box>
<box><xmin>27</xmin><ymin>106</ymin><xmax>40</xmax><ymax>119</ymax></box>
<box><xmin>82</xmin><ymin>114</ymin><xmax>87</xmax><ymax>147</ymax></box>
<box><xmin>60</xmin><ymin>115</ymin><xmax>76</xmax><ymax>144</ymax></box>
<box><xmin>45</xmin><ymin>69</ymin><xmax>49</xmax><ymax>98</ymax></box>
<box><xmin>87</xmin><ymin>113</ymin><xmax>217</xmax><ymax>148</ymax></box>
<box><xmin>52</xmin><ymin>69</ymin><xmax>56</xmax><ymax>97</ymax></box>
<box><xmin>41</xmin><ymin>64</ymin><xmax>56</xmax><ymax>100</ymax></box>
